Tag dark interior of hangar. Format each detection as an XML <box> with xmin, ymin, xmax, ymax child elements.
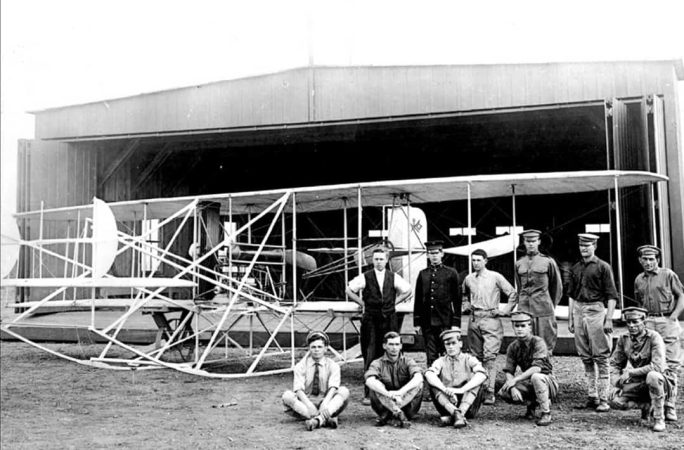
<box><xmin>93</xmin><ymin>104</ymin><xmax>608</xmax><ymax>199</ymax></box>
<box><xmin>84</xmin><ymin>101</ymin><xmax>653</xmax><ymax>305</ymax></box>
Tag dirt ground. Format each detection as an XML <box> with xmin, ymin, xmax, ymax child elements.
<box><xmin>1</xmin><ymin>342</ymin><xmax>682</xmax><ymax>449</ymax></box>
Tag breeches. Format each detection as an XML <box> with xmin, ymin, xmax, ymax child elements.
<box><xmin>645</xmin><ymin>317</ymin><xmax>681</xmax><ymax>372</ymax></box>
<box><xmin>467</xmin><ymin>315</ymin><xmax>503</xmax><ymax>363</ymax></box>
<box><xmin>531</xmin><ymin>315</ymin><xmax>558</xmax><ymax>355</ymax></box>
<box><xmin>573</xmin><ymin>302</ymin><xmax>611</xmax><ymax>376</ymax></box>
<box><xmin>609</xmin><ymin>372</ymin><xmax>666</xmax><ymax>408</ymax></box>
<box><xmin>499</xmin><ymin>373</ymin><xmax>558</xmax><ymax>406</ymax></box>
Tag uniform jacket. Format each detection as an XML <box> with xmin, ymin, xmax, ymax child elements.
<box><xmin>413</xmin><ymin>264</ymin><xmax>461</xmax><ymax>328</ymax></box>
<box><xmin>515</xmin><ymin>253</ymin><xmax>563</xmax><ymax>317</ymax></box>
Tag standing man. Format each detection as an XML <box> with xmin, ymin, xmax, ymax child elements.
<box><xmin>346</xmin><ymin>248</ymin><xmax>412</xmax><ymax>405</ymax></box>
<box><xmin>633</xmin><ymin>245</ymin><xmax>684</xmax><ymax>422</ymax></box>
<box><xmin>424</xmin><ymin>328</ymin><xmax>487</xmax><ymax>428</ymax></box>
<box><xmin>282</xmin><ymin>331</ymin><xmax>350</xmax><ymax>430</ymax></box>
<box><xmin>498</xmin><ymin>312</ymin><xmax>559</xmax><ymax>427</ymax></box>
<box><xmin>567</xmin><ymin>233</ymin><xmax>618</xmax><ymax>412</ymax></box>
<box><xmin>462</xmin><ymin>248</ymin><xmax>517</xmax><ymax>405</ymax></box>
<box><xmin>414</xmin><ymin>240</ymin><xmax>462</xmax><ymax>367</ymax></box>
<box><xmin>609</xmin><ymin>307</ymin><xmax>670</xmax><ymax>432</ymax></box>
<box><xmin>365</xmin><ymin>331</ymin><xmax>424</xmax><ymax>428</ymax></box>
<box><xmin>515</xmin><ymin>229</ymin><xmax>563</xmax><ymax>354</ymax></box>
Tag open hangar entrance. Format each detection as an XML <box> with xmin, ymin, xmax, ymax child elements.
<box><xmin>44</xmin><ymin>97</ymin><xmax>660</xmax><ymax>307</ymax></box>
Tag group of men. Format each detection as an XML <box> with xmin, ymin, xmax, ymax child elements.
<box><xmin>282</xmin><ymin>231</ymin><xmax>683</xmax><ymax>432</ymax></box>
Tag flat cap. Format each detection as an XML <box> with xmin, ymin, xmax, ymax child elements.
<box><xmin>425</xmin><ymin>240</ymin><xmax>444</xmax><ymax>250</ymax></box>
<box><xmin>622</xmin><ymin>306</ymin><xmax>648</xmax><ymax>319</ymax></box>
<box><xmin>510</xmin><ymin>311</ymin><xmax>533</xmax><ymax>322</ymax></box>
<box><xmin>578</xmin><ymin>233</ymin><xmax>600</xmax><ymax>243</ymax></box>
<box><xmin>439</xmin><ymin>328</ymin><xmax>462</xmax><ymax>341</ymax></box>
<box><xmin>306</xmin><ymin>330</ymin><xmax>329</xmax><ymax>345</ymax></box>
<box><xmin>637</xmin><ymin>245</ymin><xmax>661</xmax><ymax>257</ymax></box>
<box><xmin>520</xmin><ymin>229</ymin><xmax>542</xmax><ymax>239</ymax></box>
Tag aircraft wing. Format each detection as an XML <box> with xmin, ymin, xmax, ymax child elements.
<box><xmin>0</xmin><ymin>277</ymin><xmax>196</xmax><ymax>288</ymax></box>
<box><xmin>12</xmin><ymin>170</ymin><xmax>667</xmax><ymax>220</ymax></box>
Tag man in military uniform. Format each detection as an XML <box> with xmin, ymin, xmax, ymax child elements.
<box><xmin>365</xmin><ymin>331</ymin><xmax>424</xmax><ymax>428</ymax></box>
<box><xmin>514</xmin><ymin>229</ymin><xmax>563</xmax><ymax>354</ymax></box>
<box><xmin>424</xmin><ymin>328</ymin><xmax>487</xmax><ymax>428</ymax></box>
<box><xmin>346</xmin><ymin>248</ymin><xmax>412</xmax><ymax>404</ymax></box>
<box><xmin>633</xmin><ymin>245</ymin><xmax>684</xmax><ymax>422</ymax></box>
<box><xmin>282</xmin><ymin>331</ymin><xmax>350</xmax><ymax>430</ymax></box>
<box><xmin>414</xmin><ymin>240</ymin><xmax>462</xmax><ymax>366</ymax></box>
<box><xmin>567</xmin><ymin>233</ymin><xmax>618</xmax><ymax>412</ymax></box>
<box><xmin>462</xmin><ymin>248</ymin><xmax>517</xmax><ymax>405</ymax></box>
<box><xmin>609</xmin><ymin>307</ymin><xmax>670</xmax><ymax>432</ymax></box>
<box><xmin>498</xmin><ymin>311</ymin><xmax>559</xmax><ymax>426</ymax></box>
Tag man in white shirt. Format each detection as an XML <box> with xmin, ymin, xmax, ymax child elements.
<box><xmin>346</xmin><ymin>248</ymin><xmax>412</xmax><ymax>404</ymax></box>
<box><xmin>282</xmin><ymin>331</ymin><xmax>350</xmax><ymax>430</ymax></box>
<box><xmin>463</xmin><ymin>248</ymin><xmax>517</xmax><ymax>405</ymax></box>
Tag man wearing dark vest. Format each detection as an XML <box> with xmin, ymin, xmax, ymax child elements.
<box><xmin>346</xmin><ymin>248</ymin><xmax>412</xmax><ymax>405</ymax></box>
<box><xmin>414</xmin><ymin>240</ymin><xmax>462</xmax><ymax>367</ymax></box>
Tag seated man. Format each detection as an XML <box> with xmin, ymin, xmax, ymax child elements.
<box><xmin>424</xmin><ymin>328</ymin><xmax>487</xmax><ymax>428</ymax></box>
<box><xmin>498</xmin><ymin>312</ymin><xmax>559</xmax><ymax>427</ymax></box>
<box><xmin>609</xmin><ymin>306</ymin><xmax>670</xmax><ymax>432</ymax></box>
<box><xmin>282</xmin><ymin>331</ymin><xmax>350</xmax><ymax>430</ymax></box>
<box><xmin>365</xmin><ymin>331</ymin><xmax>424</xmax><ymax>428</ymax></box>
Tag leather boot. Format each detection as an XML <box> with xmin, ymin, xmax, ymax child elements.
<box><xmin>536</xmin><ymin>411</ymin><xmax>552</xmax><ymax>426</ymax></box>
<box><xmin>664</xmin><ymin>405</ymin><xmax>677</xmax><ymax>422</ymax></box>
<box><xmin>652</xmin><ymin>395</ymin><xmax>666</xmax><ymax>432</ymax></box>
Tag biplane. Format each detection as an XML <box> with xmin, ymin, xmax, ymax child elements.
<box><xmin>0</xmin><ymin>170</ymin><xmax>668</xmax><ymax>378</ymax></box>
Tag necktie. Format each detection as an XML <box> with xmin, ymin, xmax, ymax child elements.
<box><xmin>311</xmin><ymin>363</ymin><xmax>320</xmax><ymax>396</ymax></box>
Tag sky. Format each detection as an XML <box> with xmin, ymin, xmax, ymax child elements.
<box><xmin>2</xmin><ymin>0</ymin><xmax>683</xmax><ymax>217</ymax></box>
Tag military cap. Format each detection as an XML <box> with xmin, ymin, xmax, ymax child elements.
<box><xmin>425</xmin><ymin>240</ymin><xmax>444</xmax><ymax>251</ymax></box>
<box><xmin>637</xmin><ymin>245</ymin><xmax>661</xmax><ymax>257</ymax></box>
<box><xmin>520</xmin><ymin>229</ymin><xmax>542</xmax><ymax>240</ymax></box>
<box><xmin>439</xmin><ymin>328</ymin><xmax>462</xmax><ymax>341</ymax></box>
<box><xmin>510</xmin><ymin>311</ymin><xmax>533</xmax><ymax>322</ymax></box>
<box><xmin>306</xmin><ymin>330</ymin><xmax>329</xmax><ymax>345</ymax></box>
<box><xmin>622</xmin><ymin>306</ymin><xmax>648</xmax><ymax>320</ymax></box>
<box><xmin>578</xmin><ymin>233</ymin><xmax>600</xmax><ymax>244</ymax></box>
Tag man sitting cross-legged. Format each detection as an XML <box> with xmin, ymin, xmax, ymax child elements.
<box><xmin>424</xmin><ymin>328</ymin><xmax>487</xmax><ymax>428</ymax></box>
<box><xmin>498</xmin><ymin>311</ymin><xmax>559</xmax><ymax>427</ymax></box>
<box><xmin>365</xmin><ymin>331</ymin><xmax>424</xmax><ymax>428</ymax></box>
<box><xmin>282</xmin><ymin>331</ymin><xmax>350</xmax><ymax>430</ymax></box>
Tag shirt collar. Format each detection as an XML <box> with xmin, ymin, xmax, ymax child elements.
<box><xmin>445</xmin><ymin>352</ymin><xmax>464</xmax><ymax>362</ymax></box>
<box><xmin>644</xmin><ymin>267</ymin><xmax>661</xmax><ymax>276</ymax></box>
<box><xmin>629</xmin><ymin>329</ymin><xmax>648</xmax><ymax>343</ymax></box>
<box><xmin>307</xmin><ymin>354</ymin><xmax>326</xmax><ymax>366</ymax></box>
<box><xmin>381</xmin><ymin>353</ymin><xmax>402</xmax><ymax>363</ymax></box>
<box><xmin>582</xmin><ymin>255</ymin><xmax>599</xmax><ymax>265</ymax></box>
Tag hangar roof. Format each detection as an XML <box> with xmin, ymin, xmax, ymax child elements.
<box><xmin>31</xmin><ymin>60</ymin><xmax>683</xmax><ymax>141</ymax></box>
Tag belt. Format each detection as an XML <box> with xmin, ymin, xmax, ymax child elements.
<box><xmin>472</xmin><ymin>308</ymin><xmax>498</xmax><ymax>317</ymax></box>
<box><xmin>647</xmin><ymin>312</ymin><xmax>671</xmax><ymax>317</ymax></box>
